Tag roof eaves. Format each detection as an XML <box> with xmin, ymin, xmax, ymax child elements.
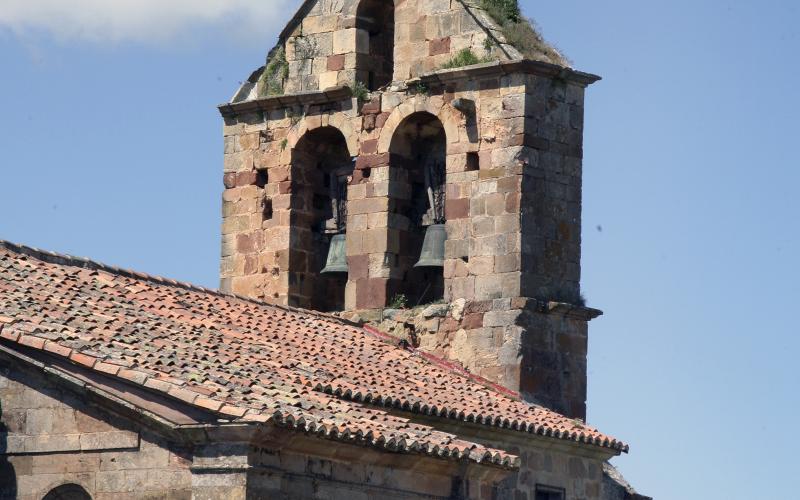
<box><xmin>270</xmin><ymin>410</ymin><xmax>521</xmax><ymax>469</ymax></box>
<box><xmin>0</xmin><ymin>328</ymin><xmax>522</xmax><ymax>470</ymax></box>
<box><xmin>357</xmin><ymin>325</ymin><xmax>627</xmax><ymax>455</ymax></box>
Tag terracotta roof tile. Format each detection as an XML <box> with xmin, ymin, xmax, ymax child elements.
<box><xmin>0</xmin><ymin>241</ymin><xmax>628</xmax><ymax>468</ymax></box>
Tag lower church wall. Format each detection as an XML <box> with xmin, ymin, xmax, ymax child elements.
<box><xmin>0</xmin><ymin>361</ymin><xmax>193</xmax><ymax>500</ymax></box>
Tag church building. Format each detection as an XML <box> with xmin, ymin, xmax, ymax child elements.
<box><xmin>0</xmin><ymin>1</ymin><xmax>650</xmax><ymax>498</ymax></box>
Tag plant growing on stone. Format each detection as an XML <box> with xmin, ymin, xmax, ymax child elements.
<box><xmin>285</xmin><ymin>108</ymin><xmax>302</xmax><ymax>126</ymax></box>
<box><xmin>388</xmin><ymin>294</ymin><xmax>409</xmax><ymax>309</ymax></box>
<box><xmin>479</xmin><ymin>0</ymin><xmax>569</xmax><ymax>66</ymax></box>
<box><xmin>411</xmin><ymin>81</ymin><xmax>429</xmax><ymax>95</ymax></box>
<box><xmin>351</xmin><ymin>81</ymin><xmax>370</xmax><ymax>102</ymax></box>
<box><xmin>258</xmin><ymin>46</ymin><xmax>289</xmax><ymax>97</ymax></box>
<box><xmin>480</xmin><ymin>0</ymin><xmax>521</xmax><ymax>24</ymax></box>
<box><xmin>440</xmin><ymin>48</ymin><xmax>491</xmax><ymax>70</ymax></box>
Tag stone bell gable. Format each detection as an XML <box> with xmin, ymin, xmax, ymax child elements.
<box><xmin>219</xmin><ymin>1</ymin><xmax>602</xmax><ymax>421</ymax></box>
<box><xmin>232</xmin><ymin>0</ymin><xmax>568</xmax><ymax>101</ymax></box>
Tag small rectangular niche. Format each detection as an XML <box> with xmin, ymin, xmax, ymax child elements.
<box><xmin>263</xmin><ymin>197</ymin><xmax>273</xmax><ymax>220</ymax></box>
<box><xmin>466</xmin><ymin>152</ymin><xmax>480</xmax><ymax>171</ymax></box>
<box><xmin>255</xmin><ymin>169</ymin><xmax>269</xmax><ymax>188</ymax></box>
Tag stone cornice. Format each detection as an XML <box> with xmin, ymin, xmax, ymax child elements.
<box><xmin>418</xmin><ymin>59</ymin><xmax>602</xmax><ymax>87</ymax></box>
<box><xmin>217</xmin><ymin>86</ymin><xmax>354</xmax><ymax>118</ymax></box>
<box><xmin>546</xmin><ymin>301</ymin><xmax>604</xmax><ymax>321</ymax></box>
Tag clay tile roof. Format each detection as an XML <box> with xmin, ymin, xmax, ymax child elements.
<box><xmin>0</xmin><ymin>241</ymin><xmax>627</xmax><ymax>469</ymax></box>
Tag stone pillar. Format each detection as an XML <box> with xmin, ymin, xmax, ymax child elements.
<box><xmin>347</xmin><ymin>95</ymin><xmax>392</xmax><ymax>312</ymax></box>
<box><xmin>221</xmin><ymin>111</ymin><xmax>292</xmax><ymax>304</ymax></box>
<box><xmin>520</xmin><ymin>75</ymin><xmax>586</xmax><ymax>302</ymax></box>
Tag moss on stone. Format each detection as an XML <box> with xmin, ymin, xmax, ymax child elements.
<box><xmin>258</xmin><ymin>46</ymin><xmax>289</xmax><ymax>97</ymax></box>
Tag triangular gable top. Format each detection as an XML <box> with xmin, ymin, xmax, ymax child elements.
<box><xmin>232</xmin><ymin>0</ymin><xmax>568</xmax><ymax>102</ymax></box>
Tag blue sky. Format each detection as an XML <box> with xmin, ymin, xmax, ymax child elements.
<box><xmin>1</xmin><ymin>1</ymin><xmax>798</xmax><ymax>498</ymax></box>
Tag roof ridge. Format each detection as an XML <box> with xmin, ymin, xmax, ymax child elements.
<box><xmin>0</xmin><ymin>239</ymin><xmax>358</xmax><ymax>329</ymax></box>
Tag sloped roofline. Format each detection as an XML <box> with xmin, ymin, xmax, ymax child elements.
<box><xmin>0</xmin><ymin>239</ymin><xmax>628</xmax><ymax>458</ymax></box>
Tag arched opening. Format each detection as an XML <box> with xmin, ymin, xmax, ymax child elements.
<box><xmin>290</xmin><ymin>126</ymin><xmax>353</xmax><ymax>312</ymax></box>
<box><xmin>43</xmin><ymin>484</ymin><xmax>92</xmax><ymax>500</ymax></box>
<box><xmin>388</xmin><ymin>112</ymin><xmax>447</xmax><ymax>306</ymax></box>
<box><xmin>356</xmin><ymin>0</ymin><xmax>395</xmax><ymax>90</ymax></box>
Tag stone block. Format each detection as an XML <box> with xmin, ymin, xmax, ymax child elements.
<box><xmin>332</xmin><ymin>28</ymin><xmax>357</xmax><ymax>54</ymax></box>
<box><xmin>319</xmin><ymin>71</ymin><xmax>339</xmax><ymax>90</ymax></box>
<box><xmin>474</xmin><ymin>275</ymin><xmax>503</xmax><ymax>300</ymax></box>
<box><xmin>80</xmin><ymin>431</ymin><xmax>139</xmax><ymax>451</ymax></box>
<box><xmin>445</xmin><ymin>198</ymin><xmax>470</xmax><ymax>219</ymax></box>
<box><xmin>429</xmin><ymin>37</ymin><xmax>451</xmax><ymax>56</ymax></box>
<box><xmin>303</xmin><ymin>14</ymin><xmax>337</xmax><ymax>35</ymax></box>
<box><xmin>467</xmin><ymin>256</ymin><xmax>494</xmax><ymax>276</ymax></box>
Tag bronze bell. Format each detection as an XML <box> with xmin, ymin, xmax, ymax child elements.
<box><xmin>414</xmin><ymin>224</ymin><xmax>446</xmax><ymax>268</ymax></box>
<box><xmin>320</xmin><ymin>233</ymin><xmax>349</xmax><ymax>274</ymax></box>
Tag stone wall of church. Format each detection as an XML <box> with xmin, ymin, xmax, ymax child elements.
<box><xmin>499</xmin><ymin>444</ymin><xmax>607</xmax><ymax>500</ymax></box>
<box><xmin>246</xmin><ymin>438</ymin><xmax>509</xmax><ymax>499</ymax></box>
<box><xmin>281</xmin><ymin>0</ymin><xmax>515</xmax><ymax>93</ymax></box>
<box><xmin>0</xmin><ymin>361</ymin><xmax>193</xmax><ymax>500</ymax></box>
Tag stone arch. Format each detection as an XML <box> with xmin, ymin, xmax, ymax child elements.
<box><xmin>286</xmin><ymin>114</ymin><xmax>358</xmax><ymax>160</ymax></box>
<box><xmin>43</xmin><ymin>484</ymin><xmax>92</xmax><ymax>500</ymax></box>
<box><xmin>288</xmin><ymin>125</ymin><xmax>355</xmax><ymax>312</ymax></box>
<box><xmin>386</xmin><ymin>111</ymin><xmax>448</xmax><ymax>305</ymax></box>
<box><xmin>377</xmin><ymin>97</ymin><xmax>461</xmax><ymax>155</ymax></box>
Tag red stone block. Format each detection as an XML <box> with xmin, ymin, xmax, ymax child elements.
<box><xmin>361</xmin><ymin>96</ymin><xmax>382</xmax><ymax>115</ymax></box>
<box><xmin>348</xmin><ymin>255</ymin><xmax>369</xmax><ymax>280</ymax></box>
<box><xmin>278</xmin><ymin>180</ymin><xmax>292</xmax><ymax>194</ymax></box>
<box><xmin>462</xmin><ymin>313</ymin><xmax>484</xmax><ymax>330</ymax></box>
<box><xmin>223</xmin><ymin>172</ymin><xmax>237</xmax><ymax>189</ymax></box>
<box><xmin>429</xmin><ymin>37</ymin><xmax>451</xmax><ymax>56</ymax></box>
<box><xmin>355</xmin><ymin>153</ymin><xmax>389</xmax><ymax>170</ymax></box>
<box><xmin>360</xmin><ymin>139</ymin><xmax>378</xmax><ymax>155</ymax></box>
<box><xmin>236</xmin><ymin>171</ymin><xmax>258</xmax><ymax>187</ymax></box>
<box><xmin>327</xmin><ymin>54</ymin><xmax>345</xmax><ymax>71</ymax></box>
<box><xmin>445</xmin><ymin>198</ymin><xmax>470</xmax><ymax>219</ymax></box>
<box><xmin>356</xmin><ymin>278</ymin><xmax>388</xmax><ymax>309</ymax></box>
<box><xmin>375</xmin><ymin>112</ymin><xmax>391</xmax><ymax>129</ymax></box>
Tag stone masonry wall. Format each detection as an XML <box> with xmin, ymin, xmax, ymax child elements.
<box><xmin>221</xmin><ymin>71</ymin><xmax>586</xmax><ymax>307</ymax></box>
<box><xmin>282</xmin><ymin>0</ymin><xmax>512</xmax><ymax>94</ymax></box>
<box><xmin>373</xmin><ymin>296</ymin><xmax>592</xmax><ymax>419</ymax></box>
<box><xmin>499</xmin><ymin>440</ymin><xmax>606</xmax><ymax>500</ymax></box>
<box><xmin>220</xmin><ymin>67</ymin><xmax>594</xmax><ymax>418</ymax></box>
<box><xmin>246</xmin><ymin>437</ymin><xmax>508</xmax><ymax>499</ymax></box>
<box><xmin>0</xmin><ymin>361</ymin><xmax>193</xmax><ymax>500</ymax></box>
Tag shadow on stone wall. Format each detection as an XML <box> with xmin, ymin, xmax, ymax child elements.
<box><xmin>0</xmin><ymin>399</ymin><xmax>18</xmax><ymax>500</ymax></box>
